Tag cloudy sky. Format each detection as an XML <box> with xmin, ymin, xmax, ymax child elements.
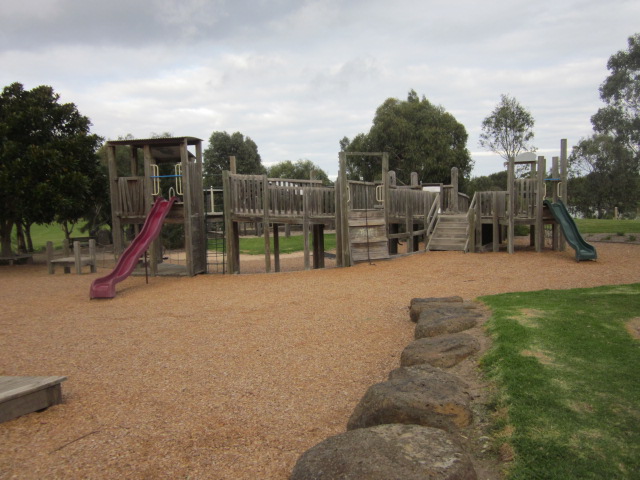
<box><xmin>1</xmin><ymin>0</ymin><xmax>638</xmax><ymax>179</ymax></box>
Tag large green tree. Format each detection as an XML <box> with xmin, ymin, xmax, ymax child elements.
<box><xmin>0</xmin><ymin>83</ymin><xmax>104</xmax><ymax>255</ymax></box>
<box><xmin>591</xmin><ymin>33</ymin><xmax>640</xmax><ymax>155</ymax></box>
<box><xmin>203</xmin><ymin>131</ymin><xmax>265</xmax><ymax>187</ymax></box>
<box><xmin>479</xmin><ymin>94</ymin><xmax>536</xmax><ymax>161</ymax></box>
<box><xmin>267</xmin><ymin>159</ymin><xmax>331</xmax><ymax>185</ymax></box>
<box><xmin>570</xmin><ymin>33</ymin><xmax>640</xmax><ymax>217</ymax></box>
<box><xmin>341</xmin><ymin>90</ymin><xmax>472</xmax><ymax>186</ymax></box>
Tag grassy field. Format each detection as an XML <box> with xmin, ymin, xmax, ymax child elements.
<box><xmin>575</xmin><ymin>218</ymin><xmax>640</xmax><ymax>234</ymax></box>
<box><xmin>11</xmin><ymin>223</ymin><xmax>68</xmax><ymax>251</ymax></box>
<box><xmin>12</xmin><ymin>217</ymin><xmax>638</xmax><ymax>255</ymax></box>
<box><xmin>208</xmin><ymin>233</ymin><xmax>337</xmax><ymax>255</ymax></box>
<box><xmin>480</xmin><ymin>284</ymin><xmax>640</xmax><ymax>479</ymax></box>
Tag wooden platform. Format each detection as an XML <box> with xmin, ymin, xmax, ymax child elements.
<box><xmin>0</xmin><ymin>376</ymin><xmax>67</xmax><ymax>423</ymax></box>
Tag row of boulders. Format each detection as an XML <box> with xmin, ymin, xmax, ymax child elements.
<box><xmin>291</xmin><ymin>296</ymin><xmax>484</xmax><ymax>480</ymax></box>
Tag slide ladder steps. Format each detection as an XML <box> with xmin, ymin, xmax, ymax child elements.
<box><xmin>427</xmin><ymin>214</ymin><xmax>469</xmax><ymax>251</ymax></box>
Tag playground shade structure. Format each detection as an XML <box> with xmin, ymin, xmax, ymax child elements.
<box><xmin>90</xmin><ymin>196</ymin><xmax>178</xmax><ymax>299</ymax></box>
<box><xmin>544</xmin><ymin>200</ymin><xmax>597</xmax><ymax>261</ymax></box>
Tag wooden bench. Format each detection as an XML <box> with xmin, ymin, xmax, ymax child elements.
<box><xmin>0</xmin><ymin>376</ymin><xmax>67</xmax><ymax>423</ymax></box>
<box><xmin>0</xmin><ymin>254</ymin><xmax>33</xmax><ymax>266</ymax></box>
<box><xmin>46</xmin><ymin>239</ymin><xmax>97</xmax><ymax>274</ymax></box>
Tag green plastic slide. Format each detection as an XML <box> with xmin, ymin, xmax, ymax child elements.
<box><xmin>544</xmin><ymin>200</ymin><xmax>597</xmax><ymax>261</ymax></box>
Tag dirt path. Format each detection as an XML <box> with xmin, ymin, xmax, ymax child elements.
<box><xmin>1</xmin><ymin>242</ymin><xmax>639</xmax><ymax>479</ymax></box>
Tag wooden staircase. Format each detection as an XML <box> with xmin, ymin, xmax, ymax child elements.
<box><xmin>426</xmin><ymin>214</ymin><xmax>469</xmax><ymax>251</ymax></box>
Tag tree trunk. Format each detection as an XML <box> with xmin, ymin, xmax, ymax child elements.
<box><xmin>0</xmin><ymin>219</ymin><xmax>14</xmax><ymax>256</ymax></box>
<box><xmin>24</xmin><ymin>222</ymin><xmax>34</xmax><ymax>252</ymax></box>
<box><xmin>15</xmin><ymin>221</ymin><xmax>27</xmax><ymax>253</ymax></box>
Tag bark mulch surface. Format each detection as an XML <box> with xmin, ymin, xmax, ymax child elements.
<box><xmin>1</xmin><ymin>242</ymin><xmax>639</xmax><ymax>479</ymax></box>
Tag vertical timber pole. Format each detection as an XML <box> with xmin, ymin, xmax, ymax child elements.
<box><xmin>536</xmin><ymin>156</ymin><xmax>545</xmax><ymax>252</ymax></box>
<box><xmin>560</xmin><ymin>139</ymin><xmax>568</xmax><ymax>251</ymax></box>
<box><xmin>382</xmin><ymin>152</ymin><xmax>390</xmax><ymax>249</ymax></box>
<box><xmin>551</xmin><ymin>156</ymin><xmax>560</xmax><ymax>250</ymax></box>
<box><xmin>507</xmin><ymin>156</ymin><xmax>515</xmax><ymax>254</ymax></box>
<box><xmin>451</xmin><ymin>167</ymin><xmax>459</xmax><ymax>213</ymax></box>
<box><xmin>337</xmin><ymin>151</ymin><xmax>351</xmax><ymax>267</ymax></box>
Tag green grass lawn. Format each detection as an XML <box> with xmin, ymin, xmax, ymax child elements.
<box><xmin>480</xmin><ymin>284</ymin><xmax>640</xmax><ymax>479</ymax></box>
<box><xmin>11</xmin><ymin>223</ymin><xmax>67</xmax><ymax>251</ymax></box>
<box><xmin>574</xmin><ymin>218</ymin><xmax>640</xmax><ymax>234</ymax></box>
<box><xmin>208</xmin><ymin>233</ymin><xmax>337</xmax><ymax>255</ymax></box>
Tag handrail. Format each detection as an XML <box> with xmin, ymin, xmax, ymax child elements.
<box><xmin>426</xmin><ymin>193</ymin><xmax>440</xmax><ymax>238</ymax></box>
<box><xmin>464</xmin><ymin>193</ymin><xmax>478</xmax><ymax>253</ymax></box>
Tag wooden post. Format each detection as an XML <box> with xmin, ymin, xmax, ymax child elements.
<box><xmin>507</xmin><ymin>157</ymin><xmax>515</xmax><ymax>254</ymax></box>
<box><xmin>89</xmin><ymin>239</ymin><xmax>96</xmax><ymax>273</ymax></box>
<box><xmin>475</xmin><ymin>197</ymin><xmax>481</xmax><ymax>250</ymax></box>
<box><xmin>560</xmin><ymin>139</ymin><xmax>568</xmax><ymax>251</ymax></box>
<box><xmin>222</xmin><ymin>170</ymin><xmax>237</xmax><ymax>273</ymax></box>
<box><xmin>73</xmin><ymin>241</ymin><xmax>81</xmax><ymax>275</ymax></box>
<box><xmin>337</xmin><ymin>152</ymin><xmax>351</xmax><ymax>267</ymax></box>
<box><xmin>262</xmin><ymin>175</ymin><xmax>271</xmax><ymax>273</ymax></box>
<box><xmin>382</xmin><ymin>152</ymin><xmax>390</xmax><ymax>246</ymax></box>
<box><xmin>535</xmin><ymin>156</ymin><xmax>545</xmax><ymax>252</ymax></box>
<box><xmin>551</xmin><ymin>156</ymin><xmax>560</xmax><ymax>250</ymax></box>
<box><xmin>229</xmin><ymin>156</ymin><xmax>237</xmax><ymax>174</ymax></box>
<box><xmin>273</xmin><ymin>223</ymin><xmax>280</xmax><ymax>272</ymax></box>
<box><xmin>405</xmin><ymin>198</ymin><xmax>414</xmax><ymax>253</ymax></box>
<box><xmin>313</xmin><ymin>224</ymin><xmax>325</xmax><ymax>269</ymax></box>
<box><xmin>410</xmin><ymin>172</ymin><xmax>419</xmax><ymax>188</ymax></box>
<box><xmin>451</xmin><ymin>167</ymin><xmax>459</xmax><ymax>213</ymax></box>
<box><xmin>181</xmin><ymin>139</ymin><xmax>194</xmax><ymax>276</ymax></box>
<box><xmin>492</xmin><ymin>192</ymin><xmax>499</xmax><ymax>252</ymax></box>
<box><xmin>106</xmin><ymin>145</ymin><xmax>123</xmax><ymax>257</ymax></box>
<box><xmin>143</xmin><ymin>145</ymin><xmax>159</xmax><ymax>275</ymax></box>
<box><xmin>46</xmin><ymin>241</ymin><xmax>54</xmax><ymax>274</ymax></box>
<box><xmin>303</xmin><ymin>192</ymin><xmax>310</xmax><ymax>270</ymax></box>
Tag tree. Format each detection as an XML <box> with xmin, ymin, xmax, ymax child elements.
<box><xmin>591</xmin><ymin>33</ymin><xmax>640</xmax><ymax>155</ymax></box>
<box><xmin>464</xmin><ymin>170</ymin><xmax>508</xmax><ymax>198</ymax></box>
<box><xmin>479</xmin><ymin>94</ymin><xmax>536</xmax><ymax>161</ymax></box>
<box><xmin>341</xmin><ymin>90</ymin><xmax>472</xmax><ymax>186</ymax></box>
<box><xmin>267</xmin><ymin>159</ymin><xmax>331</xmax><ymax>185</ymax></box>
<box><xmin>569</xmin><ymin>33</ymin><xmax>640</xmax><ymax>218</ymax></box>
<box><xmin>203</xmin><ymin>131</ymin><xmax>265</xmax><ymax>187</ymax></box>
<box><xmin>0</xmin><ymin>83</ymin><xmax>104</xmax><ymax>255</ymax></box>
<box><xmin>569</xmin><ymin>134</ymin><xmax>639</xmax><ymax>218</ymax></box>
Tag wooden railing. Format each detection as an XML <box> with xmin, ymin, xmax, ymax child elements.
<box><xmin>116</xmin><ymin>177</ymin><xmax>145</xmax><ymax>216</ymax></box>
<box><xmin>347</xmin><ymin>181</ymin><xmax>378</xmax><ymax>210</ymax></box>
<box><xmin>388</xmin><ymin>189</ymin><xmax>438</xmax><ymax>218</ymax></box>
<box><xmin>513</xmin><ymin>179</ymin><xmax>538</xmax><ymax>217</ymax></box>
<box><xmin>227</xmin><ymin>174</ymin><xmax>335</xmax><ymax>219</ymax></box>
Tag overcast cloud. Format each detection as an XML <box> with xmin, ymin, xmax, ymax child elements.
<box><xmin>1</xmin><ymin>0</ymin><xmax>638</xmax><ymax>178</ymax></box>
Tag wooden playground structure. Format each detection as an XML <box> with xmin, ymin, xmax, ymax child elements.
<box><xmin>101</xmin><ymin>137</ymin><xmax>582</xmax><ymax>280</ymax></box>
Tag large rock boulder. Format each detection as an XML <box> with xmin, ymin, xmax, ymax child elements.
<box><xmin>347</xmin><ymin>365</ymin><xmax>472</xmax><ymax>432</ymax></box>
<box><xmin>290</xmin><ymin>423</ymin><xmax>477</xmax><ymax>480</ymax></box>
<box><xmin>415</xmin><ymin>312</ymin><xmax>479</xmax><ymax>339</ymax></box>
<box><xmin>409</xmin><ymin>297</ymin><xmax>478</xmax><ymax>323</ymax></box>
<box><xmin>401</xmin><ymin>333</ymin><xmax>480</xmax><ymax>368</ymax></box>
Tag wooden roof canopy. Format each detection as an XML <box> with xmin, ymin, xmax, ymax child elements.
<box><xmin>106</xmin><ymin>136</ymin><xmax>202</xmax><ymax>164</ymax></box>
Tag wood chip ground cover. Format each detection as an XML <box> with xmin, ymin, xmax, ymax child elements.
<box><xmin>1</xmin><ymin>242</ymin><xmax>639</xmax><ymax>479</ymax></box>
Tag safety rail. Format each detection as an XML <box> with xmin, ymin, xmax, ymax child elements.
<box><xmin>465</xmin><ymin>193</ymin><xmax>477</xmax><ymax>253</ymax></box>
<box><xmin>227</xmin><ymin>174</ymin><xmax>335</xmax><ymax>219</ymax></box>
<box><xmin>425</xmin><ymin>193</ymin><xmax>441</xmax><ymax>239</ymax></box>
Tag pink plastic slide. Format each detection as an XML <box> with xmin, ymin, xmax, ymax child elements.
<box><xmin>90</xmin><ymin>196</ymin><xmax>177</xmax><ymax>299</ymax></box>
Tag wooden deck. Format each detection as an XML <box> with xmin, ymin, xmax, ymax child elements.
<box><xmin>0</xmin><ymin>376</ymin><xmax>67</xmax><ymax>423</ymax></box>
